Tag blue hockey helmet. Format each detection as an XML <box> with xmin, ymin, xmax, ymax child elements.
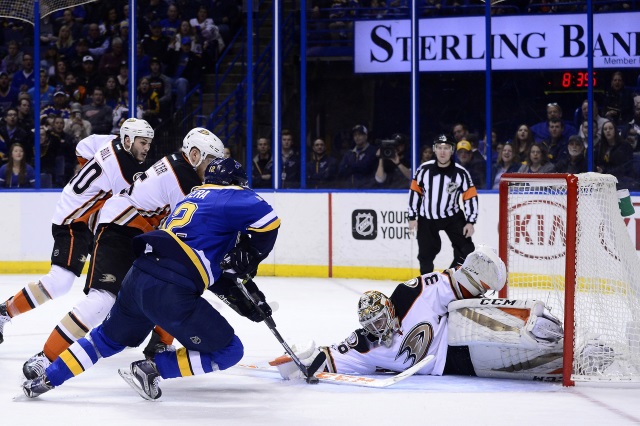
<box><xmin>204</xmin><ymin>157</ymin><xmax>248</xmax><ymax>186</ymax></box>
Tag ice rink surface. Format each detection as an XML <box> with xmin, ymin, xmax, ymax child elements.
<box><xmin>2</xmin><ymin>274</ymin><xmax>640</xmax><ymax>426</ymax></box>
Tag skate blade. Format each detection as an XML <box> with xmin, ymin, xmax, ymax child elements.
<box><xmin>118</xmin><ymin>368</ymin><xmax>158</xmax><ymax>401</ymax></box>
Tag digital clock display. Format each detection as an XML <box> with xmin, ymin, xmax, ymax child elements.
<box><xmin>547</xmin><ymin>71</ymin><xmax>598</xmax><ymax>90</ymax></box>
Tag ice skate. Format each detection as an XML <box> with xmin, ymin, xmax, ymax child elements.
<box><xmin>23</xmin><ymin>375</ymin><xmax>54</xmax><ymax>398</ymax></box>
<box><xmin>23</xmin><ymin>351</ymin><xmax>52</xmax><ymax>380</ymax></box>
<box><xmin>118</xmin><ymin>359</ymin><xmax>162</xmax><ymax>400</ymax></box>
<box><xmin>0</xmin><ymin>302</ymin><xmax>10</xmax><ymax>344</ymax></box>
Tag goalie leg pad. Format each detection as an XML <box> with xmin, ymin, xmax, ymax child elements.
<box><xmin>448</xmin><ymin>298</ymin><xmax>564</xmax><ymax>380</ymax></box>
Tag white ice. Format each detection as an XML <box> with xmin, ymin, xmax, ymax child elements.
<box><xmin>2</xmin><ymin>274</ymin><xmax>640</xmax><ymax>426</ymax></box>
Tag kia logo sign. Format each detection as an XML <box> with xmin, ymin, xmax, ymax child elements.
<box><xmin>509</xmin><ymin>200</ymin><xmax>567</xmax><ymax>260</ymax></box>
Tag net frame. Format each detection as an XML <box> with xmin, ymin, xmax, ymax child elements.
<box><xmin>499</xmin><ymin>172</ymin><xmax>640</xmax><ymax>386</ymax></box>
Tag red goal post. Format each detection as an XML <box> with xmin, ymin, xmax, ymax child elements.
<box><xmin>498</xmin><ymin>173</ymin><xmax>640</xmax><ymax>386</ymax></box>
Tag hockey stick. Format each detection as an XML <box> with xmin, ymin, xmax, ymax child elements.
<box><xmin>236</xmin><ymin>354</ymin><xmax>435</xmax><ymax>388</ymax></box>
<box><xmin>233</xmin><ymin>275</ymin><xmax>323</xmax><ymax>384</ymax></box>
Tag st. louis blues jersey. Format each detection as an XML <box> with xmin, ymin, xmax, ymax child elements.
<box><xmin>51</xmin><ymin>139</ymin><xmax>148</xmax><ymax>227</ymax></box>
<box><xmin>325</xmin><ymin>272</ymin><xmax>458</xmax><ymax>376</ymax></box>
<box><xmin>97</xmin><ymin>153</ymin><xmax>202</xmax><ymax>232</ymax></box>
<box><xmin>132</xmin><ymin>184</ymin><xmax>280</xmax><ymax>293</ymax></box>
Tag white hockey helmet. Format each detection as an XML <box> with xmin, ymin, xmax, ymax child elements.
<box><xmin>181</xmin><ymin>127</ymin><xmax>225</xmax><ymax>167</ymax></box>
<box><xmin>120</xmin><ymin>118</ymin><xmax>154</xmax><ymax>151</ymax></box>
<box><xmin>358</xmin><ymin>290</ymin><xmax>399</xmax><ymax>348</ymax></box>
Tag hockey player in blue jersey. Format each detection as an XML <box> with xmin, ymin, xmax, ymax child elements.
<box><xmin>23</xmin><ymin>157</ymin><xmax>280</xmax><ymax>400</ymax></box>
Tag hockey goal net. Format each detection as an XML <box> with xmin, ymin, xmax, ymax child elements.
<box><xmin>499</xmin><ymin>173</ymin><xmax>640</xmax><ymax>386</ymax></box>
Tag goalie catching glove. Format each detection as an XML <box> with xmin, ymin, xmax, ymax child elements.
<box><xmin>210</xmin><ymin>275</ymin><xmax>273</xmax><ymax>323</ymax></box>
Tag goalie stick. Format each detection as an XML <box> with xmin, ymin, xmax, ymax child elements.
<box><xmin>236</xmin><ymin>354</ymin><xmax>435</xmax><ymax>388</ymax></box>
<box><xmin>233</xmin><ymin>275</ymin><xmax>323</xmax><ymax>384</ymax></box>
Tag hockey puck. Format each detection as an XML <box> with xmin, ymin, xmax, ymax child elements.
<box><xmin>306</xmin><ymin>376</ymin><xmax>319</xmax><ymax>384</ymax></box>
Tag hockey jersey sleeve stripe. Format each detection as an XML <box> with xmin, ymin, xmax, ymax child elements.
<box><xmin>176</xmin><ymin>347</ymin><xmax>194</xmax><ymax>376</ymax></box>
<box><xmin>60</xmin><ymin>348</ymin><xmax>84</xmax><ymax>376</ymax></box>
<box><xmin>161</xmin><ymin>229</ymin><xmax>210</xmax><ymax>289</ymax></box>
<box><xmin>462</xmin><ymin>186</ymin><xmax>477</xmax><ymax>201</ymax></box>
<box><xmin>248</xmin><ymin>217</ymin><xmax>281</xmax><ymax>233</ymax></box>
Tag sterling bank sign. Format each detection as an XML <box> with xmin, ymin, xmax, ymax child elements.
<box><xmin>354</xmin><ymin>12</ymin><xmax>639</xmax><ymax>73</ymax></box>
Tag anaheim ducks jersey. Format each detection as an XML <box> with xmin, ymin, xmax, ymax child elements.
<box><xmin>97</xmin><ymin>153</ymin><xmax>202</xmax><ymax>232</ymax></box>
<box><xmin>325</xmin><ymin>272</ymin><xmax>458</xmax><ymax>376</ymax></box>
<box><xmin>75</xmin><ymin>134</ymin><xmax>118</xmax><ymax>167</ymax></box>
<box><xmin>51</xmin><ymin>139</ymin><xmax>148</xmax><ymax>226</ymax></box>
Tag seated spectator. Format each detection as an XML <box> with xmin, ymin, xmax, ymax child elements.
<box><xmin>41</xmin><ymin>90</ymin><xmax>71</xmax><ymax>121</ymax></box>
<box><xmin>280</xmin><ymin>129</ymin><xmax>300</xmax><ymax>188</ymax></box>
<box><xmin>144</xmin><ymin>57</ymin><xmax>173</xmax><ymax>118</ymax></box>
<box><xmin>111</xmin><ymin>88</ymin><xmax>130</xmax><ymax>135</ymax></box>
<box><xmin>28</xmin><ymin>69</ymin><xmax>56</xmax><ymax>110</ymax></box>
<box><xmin>54</xmin><ymin>25</ymin><xmax>76</xmax><ymax>60</ymax></box>
<box><xmin>491</xmin><ymin>142</ymin><xmax>520</xmax><ymax>190</ymax></box>
<box><xmin>103</xmin><ymin>75</ymin><xmax>122</xmax><ymax>109</ymax></box>
<box><xmin>579</xmin><ymin>99</ymin><xmax>608</xmax><ymax>136</ymax></box>
<box><xmin>223</xmin><ymin>146</ymin><xmax>233</xmax><ymax>159</ymax></box>
<box><xmin>307</xmin><ymin>138</ymin><xmax>338</xmax><ymax>188</ymax></box>
<box><xmin>55</xmin><ymin>8</ymin><xmax>83</xmax><ymax>41</ymax></box>
<box><xmin>1</xmin><ymin>40</ymin><xmax>24</xmax><ymax>77</ymax></box>
<box><xmin>338</xmin><ymin>124</ymin><xmax>378</xmax><ymax>188</ymax></box>
<box><xmin>554</xmin><ymin>135</ymin><xmax>589</xmax><ymax>174</ymax></box>
<box><xmin>135</xmin><ymin>43</ymin><xmax>152</xmax><ymax>85</ymax></box>
<box><xmin>82</xmin><ymin>86</ymin><xmax>113</xmax><ymax>134</ymax></box>
<box><xmin>452</xmin><ymin>122</ymin><xmax>469</xmax><ymax>143</ymax></box>
<box><xmin>456</xmin><ymin>140</ymin><xmax>486</xmax><ymax>188</ymax></box>
<box><xmin>623</xmin><ymin>94</ymin><xmax>640</xmax><ymax>152</ymax></box>
<box><xmin>510</xmin><ymin>123</ymin><xmax>535</xmax><ymax>163</ymax></box>
<box><xmin>0</xmin><ymin>71</ymin><xmax>19</xmax><ymax>115</ymax></box>
<box><xmin>517</xmin><ymin>142</ymin><xmax>555</xmax><ymax>173</ymax></box>
<box><xmin>99</xmin><ymin>6</ymin><xmax>121</xmax><ymax>38</ymax></box>
<box><xmin>491</xmin><ymin>140</ymin><xmax>505</xmax><ymax>164</ymax></box>
<box><xmin>160</xmin><ymin>4</ymin><xmax>181</xmax><ymax>40</ymax></box>
<box><xmin>136</xmin><ymin>77</ymin><xmax>161</xmax><ymax>127</ymax></box>
<box><xmin>69</xmin><ymin>38</ymin><xmax>90</xmax><ymax>76</ymax></box>
<box><xmin>142</xmin><ymin>20</ymin><xmax>170</xmax><ymax>60</ymax></box>
<box><xmin>169</xmin><ymin>21</ymin><xmax>202</xmax><ymax>54</ymax></box>
<box><xmin>544</xmin><ymin>118</ymin><xmax>569</xmax><ymax>164</ymax></box>
<box><xmin>530</xmin><ymin>102</ymin><xmax>577</xmax><ymax>141</ymax></box>
<box><xmin>603</xmin><ymin>71</ymin><xmax>634</xmax><ymax>125</ymax></box>
<box><xmin>578</xmin><ymin>118</ymin><xmax>600</xmax><ymax>148</ymax></box>
<box><xmin>0</xmin><ymin>143</ymin><xmax>35</xmax><ymax>188</ymax></box>
<box><xmin>374</xmin><ymin>133</ymin><xmax>412</xmax><ymax>189</ymax></box>
<box><xmin>48</xmin><ymin>59</ymin><xmax>69</xmax><ymax>88</ymax></box>
<box><xmin>98</xmin><ymin>37</ymin><xmax>125</xmax><ymax>77</ymax></box>
<box><xmin>47</xmin><ymin>116</ymin><xmax>76</xmax><ymax>186</ymax></box>
<box><xmin>85</xmin><ymin>23</ymin><xmax>110</xmax><ymax>61</ymax></box>
<box><xmin>116</xmin><ymin>60</ymin><xmax>128</xmax><ymax>92</ymax></box>
<box><xmin>167</xmin><ymin>36</ymin><xmax>203</xmax><ymax>110</ymax></box>
<box><xmin>624</xmin><ymin>126</ymin><xmax>639</xmax><ymax>153</ymax></box>
<box><xmin>190</xmin><ymin>5</ymin><xmax>225</xmax><ymax>57</ymax></box>
<box><xmin>64</xmin><ymin>102</ymin><xmax>92</xmax><ymax>144</ymax></box>
<box><xmin>252</xmin><ymin>137</ymin><xmax>273</xmax><ymax>188</ymax></box>
<box><xmin>16</xmin><ymin>96</ymin><xmax>35</xmax><ymax>135</ymax></box>
<box><xmin>62</xmin><ymin>71</ymin><xmax>87</xmax><ymax>104</ymax></box>
<box><xmin>420</xmin><ymin>144</ymin><xmax>434</xmax><ymax>163</ymax></box>
<box><xmin>0</xmin><ymin>108</ymin><xmax>32</xmax><ymax>164</ymax></box>
<box><xmin>595</xmin><ymin>120</ymin><xmax>634</xmax><ymax>189</ymax></box>
<box><xmin>77</xmin><ymin>55</ymin><xmax>99</xmax><ymax>93</ymax></box>
<box><xmin>10</xmin><ymin>53</ymin><xmax>35</xmax><ymax>93</ymax></box>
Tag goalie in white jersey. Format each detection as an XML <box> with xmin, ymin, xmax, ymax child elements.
<box><xmin>0</xmin><ymin>118</ymin><xmax>154</xmax><ymax>345</ymax></box>
<box><xmin>21</xmin><ymin>128</ymin><xmax>226</xmax><ymax>380</ymax></box>
<box><xmin>275</xmin><ymin>245</ymin><xmax>569</xmax><ymax>382</ymax></box>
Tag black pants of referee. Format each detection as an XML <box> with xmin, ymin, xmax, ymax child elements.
<box><xmin>416</xmin><ymin>212</ymin><xmax>475</xmax><ymax>274</ymax></box>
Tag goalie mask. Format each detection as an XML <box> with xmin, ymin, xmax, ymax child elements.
<box><xmin>358</xmin><ymin>291</ymin><xmax>399</xmax><ymax>348</ymax></box>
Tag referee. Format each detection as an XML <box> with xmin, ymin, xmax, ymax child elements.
<box><xmin>408</xmin><ymin>134</ymin><xmax>478</xmax><ymax>274</ymax></box>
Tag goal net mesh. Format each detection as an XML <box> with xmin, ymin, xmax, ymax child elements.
<box><xmin>0</xmin><ymin>0</ymin><xmax>97</xmax><ymax>25</ymax></box>
<box><xmin>501</xmin><ymin>172</ymin><xmax>640</xmax><ymax>383</ymax></box>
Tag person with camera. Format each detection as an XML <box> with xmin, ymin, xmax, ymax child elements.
<box><xmin>408</xmin><ymin>134</ymin><xmax>478</xmax><ymax>274</ymax></box>
<box><xmin>374</xmin><ymin>133</ymin><xmax>412</xmax><ymax>189</ymax></box>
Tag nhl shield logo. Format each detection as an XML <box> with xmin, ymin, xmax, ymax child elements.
<box><xmin>352</xmin><ymin>209</ymin><xmax>377</xmax><ymax>240</ymax></box>
<box><xmin>190</xmin><ymin>336</ymin><xmax>202</xmax><ymax>344</ymax></box>
<box><xmin>446</xmin><ymin>181</ymin><xmax>459</xmax><ymax>194</ymax></box>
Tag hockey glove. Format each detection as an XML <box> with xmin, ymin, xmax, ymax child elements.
<box><xmin>212</xmin><ymin>275</ymin><xmax>273</xmax><ymax>323</ymax></box>
<box><xmin>220</xmin><ymin>244</ymin><xmax>261</xmax><ymax>277</ymax></box>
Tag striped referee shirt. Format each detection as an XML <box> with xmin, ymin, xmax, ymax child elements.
<box><xmin>408</xmin><ymin>160</ymin><xmax>478</xmax><ymax>222</ymax></box>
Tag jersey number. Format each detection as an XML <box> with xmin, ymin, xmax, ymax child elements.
<box><xmin>69</xmin><ymin>161</ymin><xmax>103</xmax><ymax>195</ymax></box>
<box><xmin>163</xmin><ymin>202</ymin><xmax>198</xmax><ymax>232</ymax></box>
